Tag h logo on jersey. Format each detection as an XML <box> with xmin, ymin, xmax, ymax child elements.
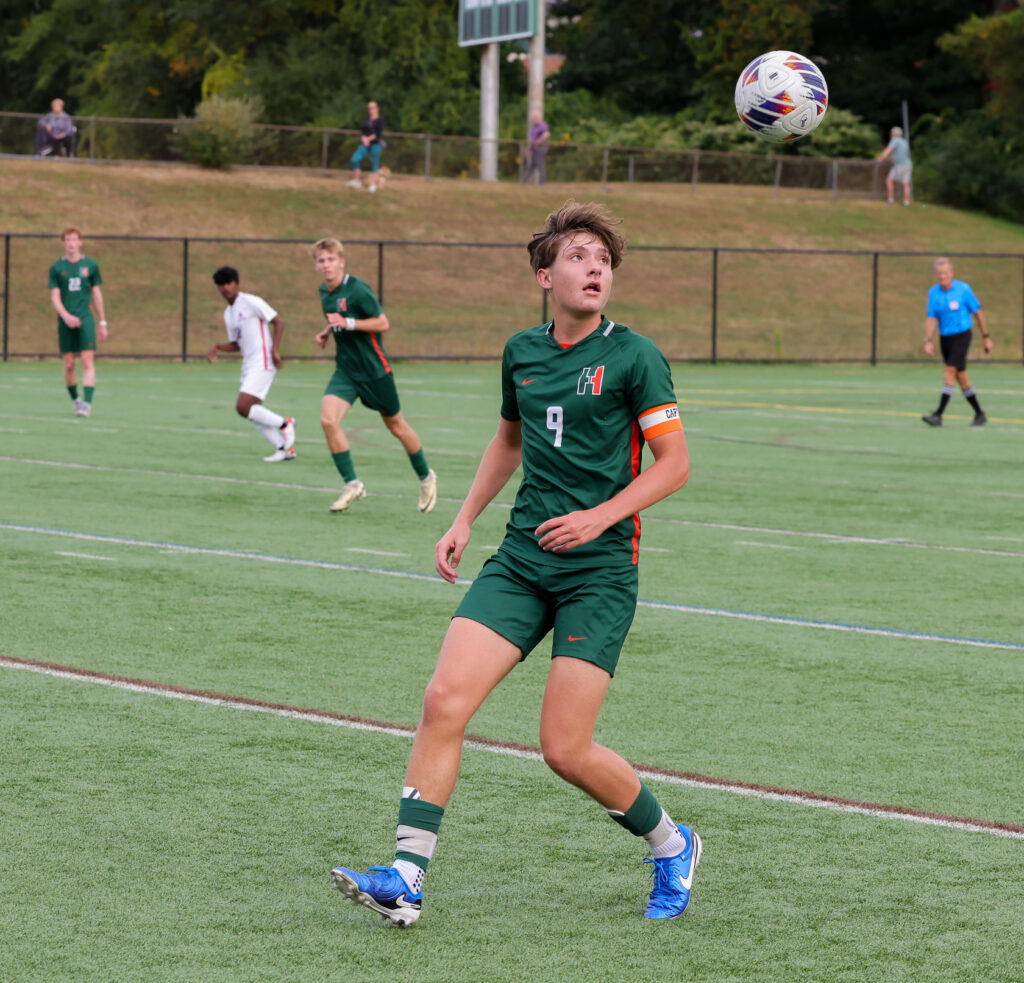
<box><xmin>577</xmin><ymin>366</ymin><xmax>605</xmax><ymax>396</ymax></box>
<box><xmin>338</xmin><ymin>299</ymin><xmax>347</xmax><ymax>312</ymax></box>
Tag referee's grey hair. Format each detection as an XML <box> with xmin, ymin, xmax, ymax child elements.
<box><xmin>528</xmin><ymin>200</ymin><xmax>626</xmax><ymax>273</ymax></box>
<box><xmin>933</xmin><ymin>256</ymin><xmax>953</xmax><ymax>268</ymax></box>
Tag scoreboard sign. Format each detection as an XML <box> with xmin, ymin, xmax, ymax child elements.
<box><xmin>459</xmin><ymin>0</ymin><xmax>536</xmax><ymax>46</ymax></box>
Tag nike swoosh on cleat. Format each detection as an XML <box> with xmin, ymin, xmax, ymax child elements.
<box><xmin>679</xmin><ymin>870</ymin><xmax>694</xmax><ymax>891</ymax></box>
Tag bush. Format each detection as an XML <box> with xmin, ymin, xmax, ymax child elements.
<box><xmin>170</xmin><ymin>96</ymin><xmax>271</xmax><ymax>169</ymax></box>
<box><xmin>914</xmin><ymin>110</ymin><xmax>1024</xmax><ymax>222</ymax></box>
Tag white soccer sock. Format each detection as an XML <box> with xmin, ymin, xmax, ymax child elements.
<box><xmin>645</xmin><ymin>809</ymin><xmax>687</xmax><ymax>859</ymax></box>
<box><xmin>248</xmin><ymin>404</ymin><xmax>285</xmax><ymax>429</ymax></box>
<box><xmin>252</xmin><ymin>420</ymin><xmax>282</xmax><ymax>448</ymax></box>
<box><xmin>392</xmin><ymin>859</ymin><xmax>424</xmax><ymax>895</ymax></box>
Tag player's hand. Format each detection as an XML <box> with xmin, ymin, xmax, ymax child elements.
<box><xmin>983</xmin><ymin>336</ymin><xmax>994</xmax><ymax>354</ymax></box>
<box><xmin>63</xmin><ymin>314</ymin><xmax>82</xmax><ymax>329</ymax></box>
<box><xmin>435</xmin><ymin>520</ymin><xmax>472</xmax><ymax>583</ymax></box>
<box><xmin>97</xmin><ymin>323</ymin><xmax>108</xmax><ymax>343</ymax></box>
<box><xmin>206</xmin><ymin>346</ymin><xmax>217</xmax><ymax>362</ymax></box>
<box><xmin>325</xmin><ymin>313</ymin><xmax>345</xmax><ymax>328</ymax></box>
<box><xmin>535</xmin><ymin>508</ymin><xmax>610</xmax><ymax>553</ymax></box>
<box><xmin>923</xmin><ymin>339</ymin><xmax>934</xmax><ymax>356</ymax></box>
<box><xmin>272</xmin><ymin>349</ymin><xmax>284</xmax><ymax>369</ymax></box>
<box><xmin>315</xmin><ymin>328</ymin><xmax>330</xmax><ymax>348</ymax></box>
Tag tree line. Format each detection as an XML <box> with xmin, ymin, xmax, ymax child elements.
<box><xmin>2</xmin><ymin>0</ymin><xmax>1021</xmax><ymax>218</ymax></box>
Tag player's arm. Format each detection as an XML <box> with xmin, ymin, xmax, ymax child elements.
<box><xmin>923</xmin><ymin>316</ymin><xmax>938</xmax><ymax>354</ymax></box>
<box><xmin>50</xmin><ymin>286</ymin><xmax>80</xmax><ymax>328</ymax></box>
<box><xmin>91</xmin><ymin>285</ymin><xmax>108</xmax><ymax>342</ymax></box>
<box><xmin>536</xmin><ymin>428</ymin><xmax>689</xmax><ymax>554</ymax></box>
<box><xmin>206</xmin><ymin>340</ymin><xmax>240</xmax><ymax>362</ymax></box>
<box><xmin>435</xmin><ymin>417</ymin><xmax>523</xmax><ymax>583</ymax></box>
<box><xmin>269</xmin><ymin>314</ymin><xmax>285</xmax><ymax>367</ymax></box>
<box><xmin>324</xmin><ymin>311</ymin><xmax>390</xmax><ymax>333</ymax></box>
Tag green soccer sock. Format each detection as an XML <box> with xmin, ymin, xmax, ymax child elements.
<box><xmin>67</xmin><ymin>385</ymin><xmax>79</xmax><ymax>401</ymax></box>
<box><xmin>331</xmin><ymin>450</ymin><xmax>357</xmax><ymax>483</ymax></box>
<box><xmin>607</xmin><ymin>781</ymin><xmax>662</xmax><ymax>837</ymax></box>
<box><xmin>84</xmin><ymin>386</ymin><xmax>94</xmax><ymax>404</ymax></box>
<box><xmin>392</xmin><ymin>791</ymin><xmax>445</xmax><ymax>893</ymax></box>
<box><xmin>408</xmin><ymin>448</ymin><xmax>430</xmax><ymax>480</ymax></box>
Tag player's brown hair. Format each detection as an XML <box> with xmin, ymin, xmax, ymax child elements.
<box><xmin>313</xmin><ymin>237</ymin><xmax>344</xmax><ymax>257</ymax></box>
<box><xmin>527</xmin><ymin>200</ymin><xmax>626</xmax><ymax>273</ymax></box>
<box><xmin>61</xmin><ymin>226</ymin><xmax>82</xmax><ymax>241</ymax></box>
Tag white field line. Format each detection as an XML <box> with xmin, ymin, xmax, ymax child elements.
<box><xmin>3</xmin><ymin>522</ymin><xmax>1022</xmax><ymax>653</ymax></box>
<box><xmin>3</xmin><ymin>454</ymin><xmax>1023</xmax><ymax>559</ymax></box>
<box><xmin>55</xmin><ymin>551</ymin><xmax>118</xmax><ymax>561</ymax></box>
<box><xmin>2</xmin><ymin>656</ymin><xmax>1021</xmax><ymax>841</ymax></box>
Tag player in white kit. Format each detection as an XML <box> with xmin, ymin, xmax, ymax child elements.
<box><xmin>208</xmin><ymin>266</ymin><xmax>296</xmax><ymax>461</ymax></box>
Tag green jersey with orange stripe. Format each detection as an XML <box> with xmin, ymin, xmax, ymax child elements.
<box><xmin>319</xmin><ymin>274</ymin><xmax>391</xmax><ymax>379</ymax></box>
<box><xmin>498</xmin><ymin>315</ymin><xmax>683</xmax><ymax>569</ymax></box>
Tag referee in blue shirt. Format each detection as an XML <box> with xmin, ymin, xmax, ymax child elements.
<box><xmin>922</xmin><ymin>258</ymin><xmax>992</xmax><ymax>426</ymax></box>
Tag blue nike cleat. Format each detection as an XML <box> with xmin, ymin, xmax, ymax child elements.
<box><xmin>331</xmin><ymin>865</ymin><xmax>422</xmax><ymax>927</ymax></box>
<box><xmin>642</xmin><ymin>825</ymin><xmax>702</xmax><ymax>919</ymax></box>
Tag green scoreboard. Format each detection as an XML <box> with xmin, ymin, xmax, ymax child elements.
<box><xmin>459</xmin><ymin>0</ymin><xmax>536</xmax><ymax>46</ymax></box>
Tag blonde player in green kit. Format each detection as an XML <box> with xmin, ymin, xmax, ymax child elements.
<box><xmin>48</xmin><ymin>227</ymin><xmax>108</xmax><ymax>417</ymax></box>
<box><xmin>332</xmin><ymin>201</ymin><xmax>700</xmax><ymax>926</ymax></box>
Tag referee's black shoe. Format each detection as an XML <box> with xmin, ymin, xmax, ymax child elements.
<box><xmin>922</xmin><ymin>413</ymin><xmax>942</xmax><ymax>427</ymax></box>
<box><xmin>971</xmin><ymin>412</ymin><xmax>988</xmax><ymax>426</ymax></box>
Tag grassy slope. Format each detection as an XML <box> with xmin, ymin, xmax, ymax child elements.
<box><xmin>3</xmin><ymin>157</ymin><xmax>1024</xmax><ymax>250</ymax></box>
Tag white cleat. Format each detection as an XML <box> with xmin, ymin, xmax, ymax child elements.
<box><xmin>280</xmin><ymin>417</ymin><xmax>296</xmax><ymax>451</ymax></box>
<box><xmin>264</xmin><ymin>447</ymin><xmax>296</xmax><ymax>462</ymax></box>
<box><xmin>418</xmin><ymin>468</ymin><xmax>438</xmax><ymax>514</ymax></box>
<box><xmin>329</xmin><ymin>479</ymin><xmax>366</xmax><ymax>512</ymax></box>
<box><xmin>73</xmin><ymin>398</ymin><xmax>87</xmax><ymax>417</ymax></box>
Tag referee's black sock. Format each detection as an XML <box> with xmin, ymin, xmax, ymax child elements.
<box><xmin>936</xmin><ymin>386</ymin><xmax>953</xmax><ymax>416</ymax></box>
<box><xmin>963</xmin><ymin>386</ymin><xmax>983</xmax><ymax>414</ymax></box>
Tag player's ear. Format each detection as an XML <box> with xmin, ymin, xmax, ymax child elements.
<box><xmin>536</xmin><ymin>267</ymin><xmax>552</xmax><ymax>290</ymax></box>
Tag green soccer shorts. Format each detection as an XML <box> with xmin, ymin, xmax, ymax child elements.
<box><xmin>453</xmin><ymin>549</ymin><xmax>639</xmax><ymax>677</ymax></box>
<box><xmin>324</xmin><ymin>365</ymin><xmax>401</xmax><ymax>417</ymax></box>
<box><xmin>57</xmin><ymin>314</ymin><xmax>96</xmax><ymax>354</ymax></box>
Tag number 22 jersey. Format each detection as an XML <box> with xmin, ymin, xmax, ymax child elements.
<box><xmin>499</xmin><ymin>316</ymin><xmax>683</xmax><ymax>569</ymax></box>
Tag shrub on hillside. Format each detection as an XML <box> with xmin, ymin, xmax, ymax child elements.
<box><xmin>914</xmin><ymin>111</ymin><xmax>1024</xmax><ymax>222</ymax></box>
<box><xmin>171</xmin><ymin>96</ymin><xmax>272</xmax><ymax>169</ymax></box>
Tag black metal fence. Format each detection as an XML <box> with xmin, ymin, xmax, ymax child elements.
<box><xmin>1</xmin><ymin>110</ymin><xmax>885</xmax><ymax>196</ymax></box>
<box><xmin>4</xmin><ymin>233</ymin><xmax>1023</xmax><ymax>364</ymax></box>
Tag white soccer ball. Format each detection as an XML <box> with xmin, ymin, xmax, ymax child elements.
<box><xmin>734</xmin><ymin>50</ymin><xmax>828</xmax><ymax>144</ymax></box>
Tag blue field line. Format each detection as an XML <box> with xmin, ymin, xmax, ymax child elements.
<box><xmin>4</xmin><ymin>520</ymin><xmax>1023</xmax><ymax>652</ymax></box>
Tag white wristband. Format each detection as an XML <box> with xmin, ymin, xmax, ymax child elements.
<box><xmin>345</xmin><ymin>317</ymin><xmax>356</xmax><ymax>330</ymax></box>
<box><xmin>100</xmin><ymin>320</ymin><xmax>108</xmax><ymax>326</ymax></box>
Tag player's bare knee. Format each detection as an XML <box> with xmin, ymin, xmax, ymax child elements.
<box><xmin>541</xmin><ymin>741</ymin><xmax>586</xmax><ymax>786</ymax></box>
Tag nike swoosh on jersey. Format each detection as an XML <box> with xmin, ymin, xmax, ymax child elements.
<box><xmin>568</xmin><ymin>635</ymin><xmax>587</xmax><ymax>641</ymax></box>
<box><xmin>521</xmin><ymin>378</ymin><xmax>538</xmax><ymax>385</ymax></box>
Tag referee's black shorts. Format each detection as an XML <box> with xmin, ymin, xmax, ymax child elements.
<box><xmin>940</xmin><ymin>329</ymin><xmax>972</xmax><ymax>371</ymax></box>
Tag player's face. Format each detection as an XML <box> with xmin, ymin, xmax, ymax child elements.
<box><xmin>217</xmin><ymin>281</ymin><xmax>240</xmax><ymax>303</ymax></box>
<box><xmin>316</xmin><ymin>249</ymin><xmax>345</xmax><ymax>286</ymax></box>
<box><xmin>537</xmin><ymin>234</ymin><xmax>613</xmax><ymax>317</ymax></box>
<box><xmin>935</xmin><ymin>263</ymin><xmax>954</xmax><ymax>289</ymax></box>
<box><xmin>62</xmin><ymin>233</ymin><xmax>82</xmax><ymax>258</ymax></box>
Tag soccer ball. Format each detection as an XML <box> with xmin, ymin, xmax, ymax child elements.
<box><xmin>734</xmin><ymin>51</ymin><xmax>828</xmax><ymax>143</ymax></box>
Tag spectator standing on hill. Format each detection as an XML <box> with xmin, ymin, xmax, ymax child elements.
<box><xmin>347</xmin><ymin>101</ymin><xmax>385</xmax><ymax>193</ymax></box>
<box><xmin>330</xmin><ymin>201</ymin><xmax>700</xmax><ymax>928</ymax></box>
<box><xmin>35</xmin><ymin>98</ymin><xmax>76</xmax><ymax>157</ymax></box>
<box><xmin>312</xmin><ymin>237</ymin><xmax>437</xmax><ymax>513</ymax></box>
<box><xmin>207</xmin><ymin>266</ymin><xmax>296</xmax><ymax>462</ymax></box>
<box><xmin>520</xmin><ymin>110</ymin><xmax>551</xmax><ymax>185</ymax></box>
<box><xmin>922</xmin><ymin>257</ymin><xmax>992</xmax><ymax>427</ymax></box>
<box><xmin>48</xmin><ymin>227</ymin><xmax>107</xmax><ymax>417</ymax></box>
<box><xmin>877</xmin><ymin>126</ymin><xmax>912</xmax><ymax>205</ymax></box>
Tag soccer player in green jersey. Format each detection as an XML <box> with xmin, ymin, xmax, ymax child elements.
<box><xmin>313</xmin><ymin>237</ymin><xmax>437</xmax><ymax>513</ymax></box>
<box><xmin>48</xmin><ymin>227</ymin><xmax>108</xmax><ymax>417</ymax></box>
<box><xmin>332</xmin><ymin>201</ymin><xmax>699</xmax><ymax>926</ymax></box>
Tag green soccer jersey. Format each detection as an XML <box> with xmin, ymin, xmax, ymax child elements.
<box><xmin>48</xmin><ymin>255</ymin><xmax>102</xmax><ymax>320</ymax></box>
<box><xmin>319</xmin><ymin>274</ymin><xmax>390</xmax><ymax>379</ymax></box>
<box><xmin>499</xmin><ymin>316</ymin><xmax>683</xmax><ymax>569</ymax></box>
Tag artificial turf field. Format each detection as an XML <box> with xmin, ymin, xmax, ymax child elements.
<box><xmin>2</xmin><ymin>358</ymin><xmax>1022</xmax><ymax>983</ymax></box>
